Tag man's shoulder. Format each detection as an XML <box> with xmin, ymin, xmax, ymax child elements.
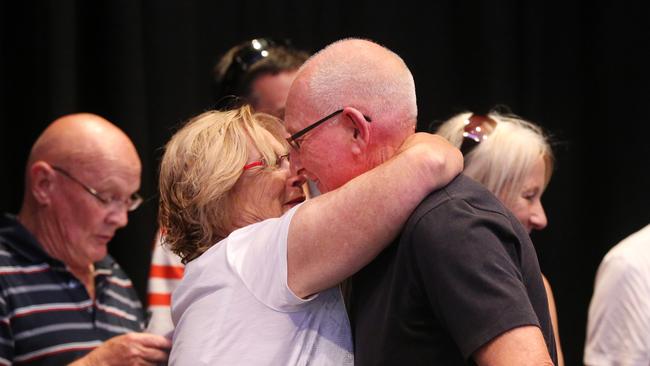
<box><xmin>607</xmin><ymin>224</ymin><xmax>650</xmax><ymax>260</ymax></box>
<box><xmin>399</xmin><ymin>174</ymin><xmax>529</xmax><ymax>253</ymax></box>
<box><xmin>409</xmin><ymin>174</ymin><xmax>508</xmax><ymax>222</ymax></box>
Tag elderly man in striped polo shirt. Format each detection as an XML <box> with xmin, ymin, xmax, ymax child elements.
<box><xmin>0</xmin><ymin>114</ymin><xmax>170</xmax><ymax>365</ymax></box>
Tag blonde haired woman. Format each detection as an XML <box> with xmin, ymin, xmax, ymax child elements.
<box><xmin>159</xmin><ymin>105</ymin><xmax>462</xmax><ymax>365</ymax></box>
<box><xmin>437</xmin><ymin>110</ymin><xmax>563</xmax><ymax>366</ymax></box>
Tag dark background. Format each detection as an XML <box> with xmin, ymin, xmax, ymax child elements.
<box><xmin>2</xmin><ymin>1</ymin><xmax>649</xmax><ymax>364</ymax></box>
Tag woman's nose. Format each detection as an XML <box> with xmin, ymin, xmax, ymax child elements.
<box><xmin>530</xmin><ymin>202</ymin><xmax>548</xmax><ymax>230</ymax></box>
<box><xmin>287</xmin><ymin>169</ymin><xmax>307</xmax><ymax>188</ymax></box>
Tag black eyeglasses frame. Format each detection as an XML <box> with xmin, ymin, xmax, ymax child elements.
<box><xmin>286</xmin><ymin>109</ymin><xmax>372</xmax><ymax>150</ymax></box>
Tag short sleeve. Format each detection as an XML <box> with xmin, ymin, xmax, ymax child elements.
<box><xmin>226</xmin><ymin>203</ymin><xmax>313</xmax><ymax>312</ymax></box>
<box><xmin>584</xmin><ymin>255</ymin><xmax>650</xmax><ymax>366</ymax></box>
<box><xmin>410</xmin><ymin>198</ymin><xmax>539</xmax><ymax>359</ymax></box>
<box><xmin>146</xmin><ymin>231</ymin><xmax>184</xmax><ymax>336</ymax></box>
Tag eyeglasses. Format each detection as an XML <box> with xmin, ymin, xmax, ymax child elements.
<box><xmin>243</xmin><ymin>154</ymin><xmax>290</xmax><ymax>171</ymax></box>
<box><xmin>219</xmin><ymin>38</ymin><xmax>289</xmax><ymax>94</ymax></box>
<box><xmin>286</xmin><ymin>109</ymin><xmax>372</xmax><ymax>150</ymax></box>
<box><xmin>459</xmin><ymin>114</ymin><xmax>497</xmax><ymax>156</ymax></box>
<box><xmin>232</xmin><ymin>38</ymin><xmax>284</xmax><ymax>71</ymax></box>
<box><xmin>51</xmin><ymin>166</ymin><xmax>143</xmax><ymax>212</ymax></box>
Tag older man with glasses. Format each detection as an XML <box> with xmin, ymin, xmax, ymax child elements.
<box><xmin>0</xmin><ymin>113</ymin><xmax>170</xmax><ymax>366</ymax></box>
<box><xmin>284</xmin><ymin>38</ymin><xmax>557</xmax><ymax>365</ymax></box>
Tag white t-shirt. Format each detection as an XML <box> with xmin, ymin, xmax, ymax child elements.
<box><xmin>169</xmin><ymin>204</ymin><xmax>353</xmax><ymax>365</ymax></box>
<box><xmin>585</xmin><ymin>224</ymin><xmax>650</xmax><ymax>366</ymax></box>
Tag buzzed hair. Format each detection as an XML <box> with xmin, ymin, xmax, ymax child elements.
<box><xmin>298</xmin><ymin>38</ymin><xmax>417</xmax><ymax>132</ymax></box>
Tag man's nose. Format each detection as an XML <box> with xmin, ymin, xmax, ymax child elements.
<box><xmin>289</xmin><ymin>150</ymin><xmax>303</xmax><ymax>176</ymax></box>
<box><xmin>287</xmin><ymin>169</ymin><xmax>307</xmax><ymax>189</ymax></box>
<box><xmin>106</xmin><ymin>206</ymin><xmax>129</xmax><ymax>229</ymax></box>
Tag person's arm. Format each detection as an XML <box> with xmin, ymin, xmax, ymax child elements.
<box><xmin>288</xmin><ymin>132</ymin><xmax>462</xmax><ymax>298</ymax></box>
<box><xmin>543</xmin><ymin>275</ymin><xmax>564</xmax><ymax>366</ymax></box>
<box><xmin>473</xmin><ymin>326</ymin><xmax>554</xmax><ymax>366</ymax></box>
<box><xmin>69</xmin><ymin>333</ymin><xmax>171</xmax><ymax>366</ymax></box>
<box><xmin>146</xmin><ymin>229</ymin><xmax>184</xmax><ymax>337</ymax></box>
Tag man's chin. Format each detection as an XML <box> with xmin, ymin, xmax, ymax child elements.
<box><xmin>90</xmin><ymin>250</ymin><xmax>108</xmax><ymax>263</ymax></box>
<box><xmin>90</xmin><ymin>239</ymin><xmax>110</xmax><ymax>261</ymax></box>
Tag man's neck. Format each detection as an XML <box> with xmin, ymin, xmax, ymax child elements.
<box><xmin>18</xmin><ymin>208</ymin><xmax>68</xmax><ymax>263</ymax></box>
<box><xmin>18</xmin><ymin>208</ymin><xmax>97</xmax><ymax>299</ymax></box>
<box><xmin>69</xmin><ymin>263</ymin><xmax>96</xmax><ymax>300</ymax></box>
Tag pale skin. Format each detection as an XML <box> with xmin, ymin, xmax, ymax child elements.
<box><xmin>17</xmin><ymin>114</ymin><xmax>170</xmax><ymax>366</ymax></box>
<box><xmin>248</xmin><ymin>69</ymin><xmax>312</xmax><ymax>200</ymax></box>
<box><xmin>250</xmin><ymin>70</ymin><xmax>298</xmax><ymax>120</ymax></box>
<box><xmin>543</xmin><ymin>275</ymin><xmax>563</xmax><ymax>366</ymax></box>
<box><xmin>285</xmin><ymin>38</ymin><xmax>554</xmax><ymax>365</ymax></box>
<box><xmin>287</xmin><ymin>129</ymin><xmax>463</xmax><ymax>297</ymax></box>
<box><xmin>473</xmin><ymin>326</ymin><xmax>555</xmax><ymax>366</ymax></box>
<box><xmin>228</xmin><ymin>132</ymin><xmax>307</xmax><ymax>233</ymax></box>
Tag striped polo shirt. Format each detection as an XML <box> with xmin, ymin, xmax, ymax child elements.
<box><xmin>0</xmin><ymin>214</ymin><xmax>145</xmax><ymax>365</ymax></box>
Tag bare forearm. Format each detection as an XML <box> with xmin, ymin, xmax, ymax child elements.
<box><xmin>473</xmin><ymin>326</ymin><xmax>554</xmax><ymax>366</ymax></box>
<box><xmin>288</xmin><ymin>134</ymin><xmax>462</xmax><ymax>297</ymax></box>
<box><xmin>543</xmin><ymin>276</ymin><xmax>564</xmax><ymax>366</ymax></box>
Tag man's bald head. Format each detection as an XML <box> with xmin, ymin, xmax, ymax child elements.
<box><xmin>287</xmin><ymin>38</ymin><xmax>417</xmax><ymax>148</ymax></box>
<box><xmin>19</xmin><ymin>113</ymin><xmax>142</xmax><ymax>269</ymax></box>
<box><xmin>284</xmin><ymin>38</ymin><xmax>419</xmax><ymax>192</ymax></box>
<box><xmin>28</xmin><ymin>113</ymin><xmax>140</xmax><ymax>171</ymax></box>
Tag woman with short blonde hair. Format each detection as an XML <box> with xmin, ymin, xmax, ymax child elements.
<box><xmin>159</xmin><ymin>106</ymin><xmax>288</xmax><ymax>263</ymax></box>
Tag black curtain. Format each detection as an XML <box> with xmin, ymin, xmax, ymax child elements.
<box><xmin>2</xmin><ymin>1</ymin><xmax>649</xmax><ymax>364</ymax></box>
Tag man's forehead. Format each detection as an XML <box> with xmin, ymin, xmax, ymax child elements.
<box><xmin>285</xmin><ymin>78</ymin><xmax>313</xmax><ymax>131</ymax></box>
<box><xmin>283</xmin><ymin>109</ymin><xmax>306</xmax><ymax>134</ymax></box>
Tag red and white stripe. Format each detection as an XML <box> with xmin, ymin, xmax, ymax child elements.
<box><xmin>11</xmin><ymin>300</ymin><xmax>93</xmax><ymax>318</ymax></box>
<box><xmin>0</xmin><ymin>264</ymin><xmax>49</xmax><ymax>275</ymax></box>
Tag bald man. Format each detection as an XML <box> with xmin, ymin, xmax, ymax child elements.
<box><xmin>0</xmin><ymin>114</ymin><xmax>170</xmax><ymax>365</ymax></box>
<box><xmin>285</xmin><ymin>38</ymin><xmax>557</xmax><ymax>365</ymax></box>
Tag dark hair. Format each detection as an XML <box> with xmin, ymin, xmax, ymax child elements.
<box><xmin>213</xmin><ymin>38</ymin><xmax>310</xmax><ymax>103</ymax></box>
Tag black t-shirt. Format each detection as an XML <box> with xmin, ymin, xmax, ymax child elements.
<box><xmin>347</xmin><ymin>175</ymin><xmax>557</xmax><ymax>365</ymax></box>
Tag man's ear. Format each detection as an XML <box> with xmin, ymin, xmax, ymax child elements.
<box><xmin>342</xmin><ymin>107</ymin><xmax>371</xmax><ymax>156</ymax></box>
<box><xmin>29</xmin><ymin>162</ymin><xmax>55</xmax><ymax>205</ymax></box>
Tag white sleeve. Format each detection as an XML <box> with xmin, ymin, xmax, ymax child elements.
<box><xmin>146</xmin><ymin>230</ymin><xmax>184</xmax><ymax>337</ymax></box>
<box><xmin>584</xmin><ymin>255</ymin><xmax>650</xmax><ymax>366</ymax></box>
<box><xmin>226</xmin><ymin>203</ymin><xmax>313</xmax><ymax>312</ymax></box>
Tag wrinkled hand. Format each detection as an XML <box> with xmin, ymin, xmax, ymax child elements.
<box><xmin>70</xmin><ymin>332</ymin><xmax>171</xmax><ymax>366</ymax></box>
<box><xmin>397</xmin><ymin>132</ymin><xmax>463</xmax><ymax>187</ymax></box>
